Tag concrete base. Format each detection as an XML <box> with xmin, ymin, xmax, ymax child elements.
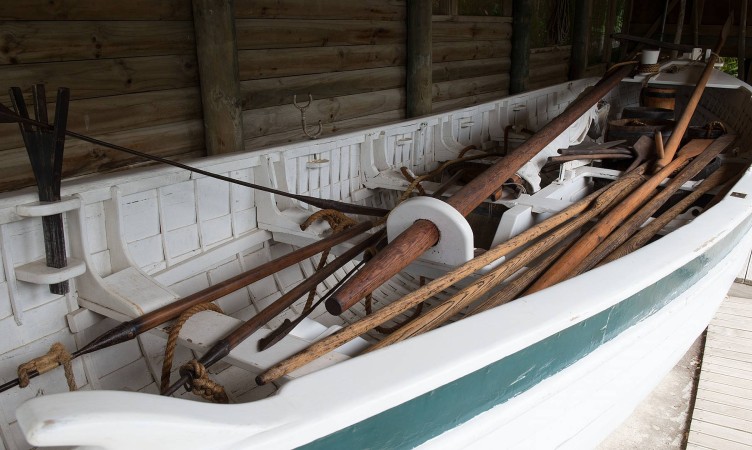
<box><xmin>597</xmin><ymin>334</ymin><xmax>704</xmax><ymax>449</ymax></box>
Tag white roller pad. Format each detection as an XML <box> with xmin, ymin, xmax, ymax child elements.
<box><xmin>386</xmin><ymin>196</ymin><xmax>474</xmax><ymax>267</ymax></box>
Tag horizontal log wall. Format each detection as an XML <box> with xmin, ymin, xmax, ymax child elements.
<box><xmin>528</xmin><ymin>46</ymin><xmax>572</xmax><ymax>91</ymax></box>
<box><xmin>0</xmin><ymin>1</ymin><xmax>526</xmax><ymax>192</ymax></box>
<box><xmin>432</xmin><ymin>16</ymin><xmax>512</xmax><ymax>113</ymax></box>
<box><xmin>0</xmin><ymin>1</ymin><xmax>202</xmax><ymax>192</ymax></box>
<box><xmin>235</xmin><ymin>1</ymin><xmax>408</xmax><ymax>150</ymax></box>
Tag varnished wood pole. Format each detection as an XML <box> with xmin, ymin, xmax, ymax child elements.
<box><xmin>364</xmin><ymin>170</ymin><xmax>646</xmax><ymax>353</ymax></box>
<box><xmin>326</xmin><ymin>63</ymin><xmax>636</xmax><ymax>316</ymax></box>
<box><xmin>406</xmin><ymin>0</ymin><xmax>432</xmax><ymax>117</ymax></box>
<box><xmin>526</xmin><ymin>139</ymin><xmax>712</xmax><ymax>294</ymax></box>
<box><xmin>0</xmin><ymin>221</ymin><xmax>374</xmax><ymax>394</ymax></box>
<box><xmin>570</xmin><ymin>135</ymin><xmax>735</xmax><ymax>275</ymax></box>
<box><xmin>601</xmin><ymin>164</ymin><xmax>740</xmax><ymax>266</ymax></box>
<box><xmin>569</xmin><ymin>0</ymin><xmax>592</xmax><ymax>80</ymax></box>
<box><xmin>510</xmin><ymin>0</ymin><xmax>532</xmax><ymax>93</ymax></box>
<box><xmin>165</xmin><ymin>230</ymin><xmax>383</xmax><ymax>396</ymax></box>
<box><xmin>654</xmin><ymin>15</ymin><xmax>732</xmax><ymax>169</ymax></box>
<box><xmin>257</xmin><ymin>166</ymin><xmax>647</xmax><ymax>384</ymax></box>
<box><xmin>467</xmin><ymin>246</ymin><xmax>568</xmax><ymax>316</ymax></box>
<box><xmin>192</xmin><ymin>0</ymin><xmax>244</xmax><ymax>155</ymax></box>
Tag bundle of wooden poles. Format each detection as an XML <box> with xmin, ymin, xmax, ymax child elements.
<box><xmin>2</xmin><ymin>18</ymin><xmax>739</xmax><ymax>400</ymax></box>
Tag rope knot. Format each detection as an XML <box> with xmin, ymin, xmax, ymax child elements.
<box><xmin>300</xmin><ymin>209</ymin><xmax>357</xmax><ymax>233</ymax></box>
<box><xmin>179</xmin><ymin>360</ymin><xmax>229</xmax><ymax>404</ymax></box>
<box><xmin>300</xmin><ymin>209</ymin><xmax>358</xmax><ymax>310</ymax></box>
<box><xmin>161</xmin><ymin>302</ymin><xmax>223</xmax><ymax>394</ymax></box>
<box><xmin>17</xmin><ymin>342</ymin><xmax>76</xmax><ymax>391</ymax></box>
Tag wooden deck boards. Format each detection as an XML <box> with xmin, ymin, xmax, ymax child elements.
<box><xmin>688</xmin><ymin>288</ymin><xmax>752</xmax><ymax>449</ymax></box>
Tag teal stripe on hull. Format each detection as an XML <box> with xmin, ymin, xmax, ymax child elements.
<box><xmin>301</xmin><ymin>214</ymin><xmax>752</xmax><ymax>450</ymax></box>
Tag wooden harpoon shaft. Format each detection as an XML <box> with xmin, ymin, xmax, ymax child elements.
<box><xmin>326</xmin><ymin>63</ymin><xmax>636</xmax><ymax>315</ymax></box>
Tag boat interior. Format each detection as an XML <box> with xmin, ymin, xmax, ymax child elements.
<box><xmin>2</xmin><ymin>60</ymin><xmax>752</xmax><ymax>447</ymax></box>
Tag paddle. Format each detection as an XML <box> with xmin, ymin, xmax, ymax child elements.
<box><xmin>163</xmin><ymin>230</ymin><xmax>384</xmax><ymax>396</ymax></box>
<box><xmin>256</xmin><ymin>165</ymin><xmax>647</xmax><ymax>385</ymax></box>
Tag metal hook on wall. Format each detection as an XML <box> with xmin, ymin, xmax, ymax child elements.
<box><xmin>293</xmin><ymin>94</ymin><xmax>323</xmax><ymax>139</ymax></box>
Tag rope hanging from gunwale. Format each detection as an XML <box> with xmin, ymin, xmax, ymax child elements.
<box><xmin>17</xmin><ymin>342</ymin><xmax>77</xmax><ymax>391</ymax></box>
<box><xmin>160</xmin><ymin>302</ymin><xmax>226</xmax><ymax>402</ymax></box>
<box><xmin>300</xmin><ymin>209</ymin><xmax>358</xmax><ymax>310</ymax></box>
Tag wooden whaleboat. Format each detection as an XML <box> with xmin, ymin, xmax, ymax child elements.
<box><xmin>2</xmin><ymin>52</ymin><xmax>752</xmax><ymax>449</ymax></box>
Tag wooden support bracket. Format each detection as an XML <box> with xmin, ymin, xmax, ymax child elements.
<box><xmin>9</xmin><ymin>85</ymin><xmax>72</xmax><ymax>295</ymax></box>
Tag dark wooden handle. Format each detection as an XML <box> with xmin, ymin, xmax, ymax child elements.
<box><xmin>326</xmin><ymin>63</ymin><xmax>636</xmax><ymax>316</ymax></box>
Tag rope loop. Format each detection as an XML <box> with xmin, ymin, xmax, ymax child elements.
<box><xmin>179</xmin><ymin>360</ymin><xmax>229</xmax><ymax>404</ymax></box>
<box><xmin>18</xmin><ymin>342</ymin><xmax>76</xmax><ymax>391</ymax></box>
<box><xmin>160</xmin><ymin>302</ymin><xmax>223</xmax><ymax>394</ymax></box>
<box><xmin>300</xmin><ymin>209</ymin><xmax>357</xmax><ymax>233</ymax></box>
<box><xmin>300</xmin><ymin>209</ymin><xmax>358</xmax><ymax>310</ymax></box>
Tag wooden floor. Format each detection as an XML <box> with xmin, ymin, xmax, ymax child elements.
<box><xmin>687</xmin><ymin>286</ymin><xmax>752</xmax><ymax>450</ymax></box>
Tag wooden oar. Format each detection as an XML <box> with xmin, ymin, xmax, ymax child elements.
<box><xmin>362</xmin><ymin>173</ymin><xmax>646</xmax><ymax>354</ymax></box>
<box><xmin>653</xmin><ymin>15</ymin><xmax>732</xmax><ymax>171</ymax></box>
<box><xmin>547</xmin><ymin>153</ymin><xmax>633</xmax><ymax>164</ymax></box>
<box><xmin>600</xmin><ymin>164</ymin><xmax>741</xmax><ymax>266</ymax></box>
<box><xmin>324</xmin><ymin>63</ymin><xmax>637</xmax><ymax>316</ymax></box>
<box><xmin>0</xmin><ymin>106</ymin><xmax>388</xmax><ymax>217</ymax></box>
<box><xmin>525</xmin><ymin>138</ymin><xmax>712</xmax><ymax>294</ymax></box>
<box><xmin>163</xmin><ymin>230</ymin><xmax>384</xmax><ymax>396</ymax></box>
<box><xmin>569</xmin><ymin>135</ymin><xmax>735</xmax><ymax>275</ymax></box>
<box><xmin>0</xmin><ymin>220</ymin><xmax>374</xmax><ymax>394</ymax></box>
<box><xmin>256</xmin><ymin>165</ymin><xmax>647</xmax><ymax>385</ymax></box>
<box><xmin>467</xmin><ymin>245</ymin><xmax>570</xmax><ymax>316</ymax></box>
<box><xmin>256</xmin><ymin>259</ymin><xmax>366</xmax><ymax>352</ymax></box>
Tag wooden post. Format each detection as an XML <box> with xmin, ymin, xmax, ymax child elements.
<box><xmin>671</xmin><ymin>0</ymin><xmax>687</xmax><ymax>59</ymax></box>
<box><xmin>569</xmin><ymin>0</ymin><xmax>592</xmax><ymax>80</ymax></box>
<box><xmin>619</xmin><ymin>0</ymin><xmax>634</xmax><ymax>61</ymax></box>
<box><xmin>192</xmin><ymin>0</ymin><xmax>244</xmax><ymax>155</ymax></box>
<box><xmin>603</xmin><ymin>0</ymin><xmax>618</xmax><ymax>66</ymax></box>
<box><xmin>406</xmin><ymin>0</ymin><xmax>433</xmax><ymax>117</ymax></box>
<box><xmin>739</xmin><ymin>0</ymin><xmax>748</xmax><ymax>80</ymax></box>
<box><xmin>510</xmin><ymin>0</ymin><xmax>532</xmax><ymax>94</ymax></box>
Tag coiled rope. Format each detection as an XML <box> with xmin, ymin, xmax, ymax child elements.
<box><xmin>17</xmin><ymin>342</ymin><xmax>77</xmax><ymax>391</ymax></box>
<box><xmin>160</xmin><ymin>302</ymin><xmax>227</xmax><ymax>403</ymax></box>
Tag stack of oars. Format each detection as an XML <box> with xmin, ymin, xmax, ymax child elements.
<box><xmin>255</xmin><ymin>16</ymin><xmax>737</xmax><ymax>385</ymax></box>
<box><xmin>257</xmin><ymin>134</ymin><xmax>740</xmax><ymax>384</ymax></box>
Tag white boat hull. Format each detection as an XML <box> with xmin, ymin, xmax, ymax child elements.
<box><xmin>2</xmin><ymin>68</ymin><xmax>752</xmax><ymax>448</ymax></box>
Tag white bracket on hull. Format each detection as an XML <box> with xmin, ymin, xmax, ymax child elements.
<box><xmin>387</xmin><ymin>196</ymin><xmax>474</xmax><ymax>267</ymax></box>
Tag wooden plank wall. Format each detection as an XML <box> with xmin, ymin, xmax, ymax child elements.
<box><xmin>0</xmin><ymin>1</ymin><xmax>203</xmax><ymax>193</ymax></box>
<box><xmin>431</xmin><ymin>15</ymin><xmax>512</xmax><ymax>113</ymax></box>
<box><xmin>237</xmin><ymin>2</ymin><xmax>513</xmax><ymax>148</ymax></box>
<box><xmin>528</xmin><ymin>46</ymin><xmax>572</xmax><ymax>91</ymax></box>
<box><xmin>0</xmin><ymin>1</ymin><xmax>518</xmax><ymax>193</ymax></box>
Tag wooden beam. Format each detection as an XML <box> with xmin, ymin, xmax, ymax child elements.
<box><xmin>406</xmin><ymin>0</ymin><xmax>432</xmax><ymax>117</ymax></box>
<box><xmin>619</xmin><ymin>0</ymin><xmax>634</xmax><ymax>60</ymax></box>
<box><xmin>740</xmin><ymin>0</ymin><xmax>748</xmax><ymax>80</ymax></box>
<box><xmin>569</xmin><ymin>0</ymin><xmax>592</xmax><ymax>79</ymax></box>
<box><xmin>192</xmin><ymin>0</ymin><xmax>244</xmax><ymax>155</ymax></box>
<box><xmin>671</xmin><ymin>0</ymin><xmax>687</xmax><ymax>59</ymax></box>
<box><xmin>603</xmin><ymin>0</ymin><xmax>619</xmax><ymax>65</ymax></box>
<box><xmin>510</xmin><ymin>0</ymin><xmax>532</xmax><ymax>93</ymax></box>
